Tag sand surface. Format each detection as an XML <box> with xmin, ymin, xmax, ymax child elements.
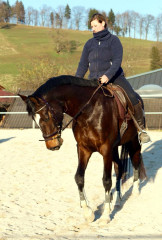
<box><xmin>0</xmin><ymin>129</ymin><xmax>162</xmax><ymax>240</ymax></box>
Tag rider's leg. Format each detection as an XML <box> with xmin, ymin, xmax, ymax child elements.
<box><xmin>112</xmin><ymin>76</ymin><xmax>151</xmax><ymax>144</ymax></box>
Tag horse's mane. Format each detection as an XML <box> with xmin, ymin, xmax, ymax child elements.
<box><xmin>33</xmin><ymin>75</ymin><xmax>98</xmax><ymax>97</ymax></box>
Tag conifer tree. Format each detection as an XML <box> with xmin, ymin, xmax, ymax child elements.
<box><xmin>50</xmin><ymin>12</ymin><xmax>54</xmax><ymax>28</ymax></box>
<box><xmin>0</xmin><ymin>0</ymin><xmax>11</xmax><ymax>22</ymax></box>
<box><xmin>13</xmin><ymin>0</ymin><xmax>25</xmax><ymax>23</ymax></box>
<box><xmin>64</xmin><ymin>4</ymin><xmax>71</xmax><ymax>28</ymax></box>
<box><xmin>108</xmin><ymin>9</ymin><xmax>115</xmax><ymax>31</ymax></box>
<box><xmin>88</xmin><ymin>9</ymin><xmax>98</xmax><ymax>29</ymax></box>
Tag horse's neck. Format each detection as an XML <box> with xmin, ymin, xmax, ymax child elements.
<box><xmin>57</xmin><ymin>85</ymin><xmax>94</xmax><ymax>117</ymax></box>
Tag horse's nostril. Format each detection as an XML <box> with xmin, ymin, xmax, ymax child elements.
<box><xmin>54</xmin><ymin>146</ymin><xmax>60</xmax><ymax>150</ymax></box>
<box><xmin>48</xmin><ymin>146</ymin><xmax>60</xmax><ymax>151</ymax></box>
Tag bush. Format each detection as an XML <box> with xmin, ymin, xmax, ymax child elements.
<box><xmin>17</xmin><ymin>57</ymin><xmax>59</xmax><ymax>90</ymax></box>
<box><xmin>150</xmin><ymin>46</ymin><xmax>161</xmax><ymax>70</ymax></box>
<box><xmin>17</xmin><ymin>56</ymin><xmax>73</xmax><ymax>90</ymax></box>
<box><xmin>53</xmin><ymin>30</ymin><xmax>80</xmax><ymax>54</ymax></box>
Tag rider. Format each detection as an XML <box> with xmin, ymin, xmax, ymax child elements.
<box><xmin>75</xmin><ymin>13</ymin><xmax>150</xmax><ymax>144</ymax></box>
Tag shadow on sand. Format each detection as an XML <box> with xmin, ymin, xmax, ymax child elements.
<box><xmin>94</xmin><ymin>139</ymin><xmax>162</xmax><ymax>221</ymax></box>
<box><xmin>0</xmin><ymin>137</ymin><xmax>15</xmax><ymax>143</ymax></box>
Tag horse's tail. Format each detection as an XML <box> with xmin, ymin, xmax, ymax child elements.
<box><xmin>120</xmin><ymin>143</ymin><xmax>130</xmax><ymax>183</ymax></box>
<box><xmin>120</xmin><ymin>143</ymin><xmax>147</xmax><ymax>182</ymax></box>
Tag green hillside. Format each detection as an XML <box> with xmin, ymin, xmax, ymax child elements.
<box><xmin>0</xmin><ymin>24</ymin><xmax>161</xmax><ymax>91</ymax></box>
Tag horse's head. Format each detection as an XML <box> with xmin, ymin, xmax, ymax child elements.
<box><xmin>19</xmin><ymin>94</ymin><xmax>64</xmax><ymax>151</ymax></box>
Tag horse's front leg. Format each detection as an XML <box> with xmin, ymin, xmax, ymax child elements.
<box><xmin>100</xmin><ymin>152</ymin><xmax>113</xmax><ymax>223</ymax></box>
<box><xmin>75</xmin><ymin>145</ymin><xmax>94</xmax><ymax>222</ymax></box>
<box><xmin>113</xmin><ymin>147</ymin><xmax>122</xmax><ymax>206</ymax></box>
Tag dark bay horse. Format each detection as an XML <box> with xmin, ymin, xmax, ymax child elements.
<box><xmin>20</xmin><ymin>75</ymin><xmax>146</xmax><ymax>223</ymax></box>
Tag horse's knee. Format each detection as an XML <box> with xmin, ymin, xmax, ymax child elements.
<box><xmin>102</xmin><ymin>177</ymin><xmax>112</xmax><ymax>192</ymax></box>
<box><xmin>75</xmin><ymin>174</ymin><xmax>84</xmax><ymax>191</ymax></box>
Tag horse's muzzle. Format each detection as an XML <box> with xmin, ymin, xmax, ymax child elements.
<box><xmin>45</xmin><ymin>136</ymin><xmax>63</xmax><ymax>151</ymax></box>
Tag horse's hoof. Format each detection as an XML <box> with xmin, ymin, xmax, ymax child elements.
<box><xmin>132</xmin><ymin>189</ymin><xmax>140</xmax><ymax>196</ymax></box>
<box><xmin>113</xmin><ymin>191</ymin><xmax>122</xmax><ymax>207</ymax></box>
<box><xmin>98</xmin><ymin>215</ymin><xmax>111</xmax><ymax>225</ymax></box>
<box><xmin>132</xmin><ymin>180</ymin><xmax>140</xmax><ymax>196</ymax></box>
<box><xmin>82</xmin><ymin>206</ymin><xmax>95</xmax><ymax>222</ymax></box>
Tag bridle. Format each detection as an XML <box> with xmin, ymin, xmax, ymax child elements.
<box><xmin>34</xmin><ymin>97</ymin><xmax>62</xmax><ymax>142</ymax></box>
<box><xmin>34</xmin><ymin>82</ymin><xmax>104</xmax><ymax>142</ymax></box>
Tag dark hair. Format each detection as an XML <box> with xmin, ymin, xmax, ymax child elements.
<box><xmin>90</xmin><ymin>13</ymin><xmax>107</xmax><ymax>28</ymax></box>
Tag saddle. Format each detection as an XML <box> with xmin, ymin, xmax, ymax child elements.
<box><xmin>102</xmin><ymin>83</ymin><xmax>135</xmax><ymax>138</ymax></box>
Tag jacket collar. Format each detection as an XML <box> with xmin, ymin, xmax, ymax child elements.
<box><xmin>93</xmin><ymin>28</ymin><xmax>111</xmax><ymax>41</ymax></box>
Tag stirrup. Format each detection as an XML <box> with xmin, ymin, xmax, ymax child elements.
<box><xmin>139</xmin><ymin>131</ymin><xmax>151</xmax><ymax>144</ymax></box>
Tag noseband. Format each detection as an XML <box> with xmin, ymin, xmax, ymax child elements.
<box><xmin>35</xmin><ymin>97</ymin><xmax>62</xmax><ymax>142</ymax></box>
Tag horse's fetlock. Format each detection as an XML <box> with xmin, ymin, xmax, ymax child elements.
<box><xmin>75</xmin><ymin>174</ymin><xmax>84</xmax><ymax>186</ymax></box>
<box><xmin>102</xmin><ymin>178</ymin><xmax>112</xmax><ymax>191</ymax></box>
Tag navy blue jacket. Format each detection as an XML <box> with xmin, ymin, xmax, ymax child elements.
<box><xmin>76</xmin><ymin>29</ymin><xmax>124</xmax><ymax>81</ymax></box>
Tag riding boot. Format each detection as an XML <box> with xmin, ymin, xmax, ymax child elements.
<box><xmin>134</xmin><ymin>102</ymin><xmax>151</xmax><ymax>144</ymax></box>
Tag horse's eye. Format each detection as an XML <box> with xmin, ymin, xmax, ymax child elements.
<box><xmin>43</xmin><ymin>115</ymin><xmax>49</xmax><ymax>122</ymax></box>
<box><xmin>41</xmin><ymin>113</ymin><xmax>49</xmax><ymax>122</ymax></box>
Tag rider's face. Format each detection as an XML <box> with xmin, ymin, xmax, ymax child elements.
<box><xmin>91</xmin><ymin>19</ymin><xmax>105</xmax><ymax>33</ymax></box>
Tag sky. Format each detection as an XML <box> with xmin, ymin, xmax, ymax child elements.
<box><xmin>8</xmin><ymin>0</ymin><xmax>162</xmax><ymax>17</ymax></box>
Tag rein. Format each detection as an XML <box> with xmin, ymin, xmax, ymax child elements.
<box><xmin>61</xmin><ymin>82</ymin><xmax>103</xmax><ymax>130</ymax></box>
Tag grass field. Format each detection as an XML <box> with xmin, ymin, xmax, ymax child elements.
<box><xmin>0</xmin><ymin>24</ymin><xmax>161</xmax><ymax>91</ymax></box>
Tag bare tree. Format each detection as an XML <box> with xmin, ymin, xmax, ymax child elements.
<box><xmin>126</xmin><ymin>11</ymin><xmax>133</xmax><ymax>37</ymax></box>
<box><xmin>132</xmin><ymin>11</ymin><xmax>139</xmax><ymax>38</ymax></box>
<box><xmin>32</xmin><ymin>9</ymin><xmax>39</xmax><ymax>26</ymax></box>
<box><xmin>72</xmin><ymin>6</ymin><xmax>85</xmax><ymax>30</ymax></box>
<box><xmin>119</xmin><ymin>12</ymin><xmax>128</xmax><ymax>37</ymax></box>
<box><xmin>114</xmin><ymin>13</ymin><xmax>122</xmax><ymax>36</ymax></box>
<box><xmin>154</xmin><ymin>14</ymin><xmax>162</xmax><ymax>42</ymax></box>
<box><xmin>55</xmin><ymin>12</ymin><xmax>61</xmax><ymax>28</ymax></box>
<box><xmin>26</xmin><ymin>6</ymin><xmax>33</xmax><ymax>25</ymax></box>
<box><xmin>40</xmin><ymin>5</ymin><xmax>51</xmax><ymax>27</ymax></box>
<box><xmin>144</xmin><ymin>14</ymin><xmax>154</xmax><ymax>40</ymax></box>
<box><xmin>139</xmin><ymin>14</ymin><xmax>145</xmax><ymax>39</ymax></box>
<box><xmin>56</xmin><ymin>5</ymin><xmax>65</xmax><ymax>28</ymax></box>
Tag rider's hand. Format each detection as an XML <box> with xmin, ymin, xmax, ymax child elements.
<box><xmin>99</xmin><ymin>75</ymin><xmax>109</xmax><ymax>84</ymax></box>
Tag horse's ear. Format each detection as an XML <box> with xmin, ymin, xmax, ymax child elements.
<box><xmin>18</xmin><ymin>94</ymin><xmax>28</xmax><ymax>103</ymax></box>
<box><xmin>19</xmin><ymin>94</ymin><xmax>43</xmax><ymax>107</ymax></box>
<box><xmin>0</xmin><ymin>85</ymin><xmax>5</xmax><ymax>90</ymax></box>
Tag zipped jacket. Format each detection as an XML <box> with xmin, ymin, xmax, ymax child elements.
<box><xmin>76</xmin><ymin>29</ymin><xmax>124</xmax><ymax>81</ymax></box>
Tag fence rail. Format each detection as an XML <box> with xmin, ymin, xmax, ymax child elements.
<box><xmin>0</xmin><ymin>95</ymin><xmax>162</xmax><ymax>129</ymax></box>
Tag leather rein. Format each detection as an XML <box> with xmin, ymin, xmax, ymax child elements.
<box><xmin>36</xmin><ymin>83</ymin><xmax>104</xmax><ymax>141</ymax></box>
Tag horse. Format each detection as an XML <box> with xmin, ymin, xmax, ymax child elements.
<box><xmin>19</xmin><ymin>75</ymin><xmax>146</xmax><ymax>223</ymax></box>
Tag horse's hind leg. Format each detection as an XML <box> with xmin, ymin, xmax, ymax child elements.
<box><xmin>128</xmin><ymin>135</ymin><xmax>146</xmax><ymax>195</ymax></box>
<box><xmin>75</xmin><ymin>145</ymin><xmax>94</xmax><ymax>222</ymax></box>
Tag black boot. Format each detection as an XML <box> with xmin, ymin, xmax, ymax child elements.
<box><xmin>134</xmin><ymin>102</ymin><xmax>151</xmax><ymax>144</ymax></box>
